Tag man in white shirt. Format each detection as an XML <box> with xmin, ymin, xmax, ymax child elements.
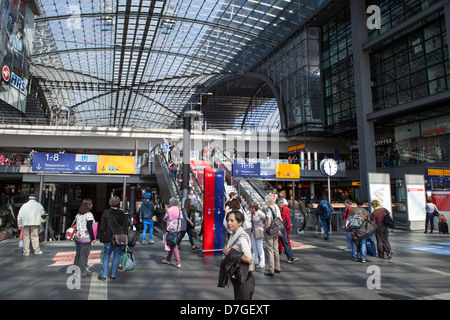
<box><xmin>17</xmin><ymin>195</ymin><xmax>45</xmax><ymax>256</ymax></box>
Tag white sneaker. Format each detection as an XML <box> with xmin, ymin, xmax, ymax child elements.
<box><xmin>35</xmin><ymin>251</ymin><xmax>43</xmax><ymax>255</ymax></box>
<box><xmin>23</xmin><ymin>252</ymin><xmax>29</xmax><ymax>256</ymax></box>
<box><xmin>162</xmin><ymin>259</ymin><xmax>171</xmax><ymax>265</ymax></box>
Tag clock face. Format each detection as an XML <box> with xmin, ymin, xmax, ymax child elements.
<box><xmin>322</xmin><ymin>159</ymin><xmax>338</xmax><ymax>176</ymax></box>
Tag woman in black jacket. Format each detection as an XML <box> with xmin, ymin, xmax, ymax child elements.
<box><xmin>98</xmin><ymin>196</ymin><xmax>128</xmax><ymax>281</ymax></box>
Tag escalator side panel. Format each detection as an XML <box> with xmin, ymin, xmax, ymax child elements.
<box><xmin>154</xmin><ymin>154</ymin><xmax>176</xmax><ymax>206</ymax></box>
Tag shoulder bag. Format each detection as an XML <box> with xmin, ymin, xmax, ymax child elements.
<box><xmin>165</xmin><ymin>210</ymin><xmax>181</xmax><ymax>246</ymax></box>
<box><xmin>65</xmin><ymin>217</ymin><xmax>77</xmax><ymax>241</ymax></box>
<box><xmin>352</xmin><ymin>219</ymin><xmax>376</xmax><ymax>241</ymax></box>
<box><xmin>265</xmin><ymin>207</ymin><xmax>284</xmax><ymax>236</ymax></box>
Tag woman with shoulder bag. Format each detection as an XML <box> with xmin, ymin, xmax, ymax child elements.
<box><xmin>162</xmin><ymin>198</ymin><xmax>183</xmax><ymax>268</ymax></box>
<box><xmin>223</xmin><ymin>210</ymin><xmax>255</xmax><ymax>300</ymax></box>
<box><xmin>370</xmin><ymin>200</ymin><xmax>394</xmax><ymax>260</ymax></box>
<box><xmin>98</xmin><ymin>196</ymin><xmax>128</xmax><ymax>281</ymax></box>
<box><xmin>73</xmin><ymin>198</ymin><xmax>96</xmax><ymax>277</ymax></box>
<box><xmin>249</xmin><ymin>202</ymin><xmax>266</xmax><ymax>269</ymax></box>
<box><xmin>176</xmin><ymin>198</ymin><xmax>199</xmax><ymax>251</ymax></box>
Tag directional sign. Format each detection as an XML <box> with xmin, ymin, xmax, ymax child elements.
<box><xmin>32</xmin><ymin>153</ymin><xmax>97</xmax><ymax>173</ymax></box>
<box><xmin>232</xmin><ymin>161</ymin><xmax>261</xmax><ymax>178</ymax></box>
<box><xmin>275</xmin><ymin>163</ymin><xmax>300</xmax><ymax>179</ymax></box>
<box><xmin>97</xmin><ymin>155</ymin><xmax>135</xmax><ymax>174</ymax></box>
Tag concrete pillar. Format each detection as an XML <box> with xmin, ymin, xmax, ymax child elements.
<box><xmin>350</xmin><ymin>0</ymin><xmax>377</xmax><ymax>201</ymax></box>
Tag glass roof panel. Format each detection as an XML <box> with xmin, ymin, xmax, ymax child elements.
<box><xmin>31</xmin><ymin>0</ymin><xmax>324</xmax><ymax>129</ymax></box>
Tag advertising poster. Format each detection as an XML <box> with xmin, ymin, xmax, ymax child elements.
<box><xmin>405</xmin><ymin>174</ymin><xmax>426</xmax><ymax>222</ymax></box>
<box><xmin>368</xmin><ymin>172</ymin><xmax>392</xmax><ymax>214</ymax></box>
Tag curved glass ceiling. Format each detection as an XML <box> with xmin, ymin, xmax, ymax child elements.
<box><xmin>31</xmin><ymin>0</ymin><xmax>324</xmax><ymax>129</ymax></box>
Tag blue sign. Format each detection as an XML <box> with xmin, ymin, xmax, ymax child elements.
<box><xmin>32</xmin><ymin>153</ymin><xmax>98</xmax><ymax>173</ymax></box>
<box><xmin>214</xmin><ymin>168</ymin><xmax>224</xmax><ymax>256</ymax></box>
<box><xmin>232</xmin><ymin>161</ymin><xmax>261</xmax><ymax>178</ymax></box>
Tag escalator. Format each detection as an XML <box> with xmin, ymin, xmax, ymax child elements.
<box><xmin>152</xmin><ymin>145</ymin><xmax>182</xmax><ymax>206</ymax></box>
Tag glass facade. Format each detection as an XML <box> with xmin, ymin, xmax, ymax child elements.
<box><xmin>321</xmin><ymin>6</ymin><xmax>356</xmax><ymax>134</ymax></box>
<box><xmin>258</xmin><ymin>27</ymin><xmax>322</xmax><ymax>136</ymax></box>
<box><xmin>371</xmin><ymin>13</ymin><xmax>450</xmax><ymax>111</ymax></box>
<box><xmin>367</xmin><ymin>0</ymin><xmax>441</xmax><ymax>41</ymax></box>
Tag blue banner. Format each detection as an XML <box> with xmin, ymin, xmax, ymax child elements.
<box><xmin>32</xmin><ymin>152</ymin><xmax>98</xmax><ymax>173</ymax></box>
<box><xmin>232</xmin><ymin>161</ymin><xmax>261</xmax><ymax>178</ymax></box>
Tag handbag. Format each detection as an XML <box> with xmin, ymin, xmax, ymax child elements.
<box><xmin>352</xmin><ymin>219</ymin><xmax>376</xmax><ymax>241</ymax></box>
<box><xmin>112</xmin><ymin>233</ymin><xmax>128</xmax><ymax>246</ymax></box>
<box><xmin>384</xmin><ymin>209</ymin><xmax>395</xmax><ymax>228</ymax></box>
<box><xmin>165</xmin><ymin>209</ymin><xmax>181</xmax><ymax>246</ymax></box>
<box><xmin>118</xmin><ymin>247</ymin><xmax>137</xmax><ymax>272</ymax></box>
<box><xmin>265</xmin><ymin>207</ymin><xmax>284</xmax><ymax>236</ymax></box>
<box><xmin>165</xmin><ymin>232</ymin><xmax>178</xmax><ymax>246</ymax></box>
<box><xmin>65</xmin><ymin>219</ymin><xmax>77</xmax><ymax>241</ymax></box>
<box><xmin>433</xmin><ymin>205</ymin><xmax>440</xmax><ymax>217</ymax></box>
<box><xmin>254</xmin><ymin>227</ymin><xmax>264</xmax><ymax>240</ymax></box>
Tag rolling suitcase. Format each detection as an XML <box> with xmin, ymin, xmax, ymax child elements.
<box><xmin>438</xmin><ymin>222</ymin><xmax>449</xmax><ymax>234</ymax></box>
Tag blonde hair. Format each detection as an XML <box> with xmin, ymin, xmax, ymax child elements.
<box><xmin>370</xmin><ymin>199</ymin><xmax>380</xmax><ymax>208</ymax></box>
<box><xmin>265</xmin><ymin>194</ymin><xmax>275</xmax><ymax>205</ymax></box>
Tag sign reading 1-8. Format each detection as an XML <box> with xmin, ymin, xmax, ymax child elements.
<box><xmin>46</xmin><ymin>153</ymin><xmax>60</xmax><ymax>161</ymax></box>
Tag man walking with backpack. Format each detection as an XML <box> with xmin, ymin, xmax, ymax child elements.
<box><xmin>316</xmin><ymin>195</ymin><xmax>333</xmax><ymax>240</ymax></box>
<box><xmin>140</xmin><ymin>192</ymin><xmax>156</xmax><ymax>244</ymax></box>
<box><xmin>348</xmin><ymin>198</ymin><xmax>370</xmax><ymax>263</ymax></box>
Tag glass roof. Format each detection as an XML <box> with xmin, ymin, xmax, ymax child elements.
<box><xmin>31</xmin><ymin>0</ymin><xmax>324</xmax><ymax>130</ymax></box>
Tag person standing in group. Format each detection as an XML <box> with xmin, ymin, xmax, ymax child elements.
<box><xmin>370</xmin><ymin>200</ymin><xmax>394</xmax><ymax>260</ymax></box>
<box><xmin>249</xmin><ymin>202</ymin><xmax>266</xmax><ymax>269</ymax></box>
<box><xmin>343</xmin><ymin>199</ymin><xmax>353</xmax><ymax>251</ymax></box>
<box><xmin>348</xmin><ymin>198</ymin><xmax>370</xmax><ymax>263</ymax></box>
<box><xmin>17</xmin><ymin>194</ymin><xmax>45</xmax><ymax>256</ymax></box>
<box><xmin>223</xmin><ymin>210</ymin><xmax>255</xmax><ymax>300</ymax></box>
<box><xmin>176</xmin><ymin>198</ymin><xmax>199</xmax><ymax>251</ymax></box>
<box><xmin>162</xmin><ymin>198</ymin><xmax>183</xmax><ymax>268</ymax></box>
<box><xmin>264</xmin><ymin>195</ymin><xmax>281</xmax><ymax>276</ymax></box>
<box><xmin>277</xmin><ymin>197</ymin><xmax>292</xmax><ymax>253</ymax></box>
<box><xmin>424</xmin><ymin>198</ymin><xmax>439</xmax><ymax>234</ymax></box>
<box><xmin>73</xmin><ymin>199</ymin><xmax>96</xmax><ymax>277</ymax></box>
<box><xmin>140</xmin><ymin>192</ymin><xmax>156</xmax><ymax>244</ymax></box>
<box><xmin>275</xmin><ymin>197</ymin><xmax>298</xmax><ymax>263</ymax></box>
<box><xmin>98</xmin><ymin>196</ymin><xmax>128</xmax><ymax>281</ymax></box>
<box><xmin>316</xmin><ymin>195</ymin><xmax>333</xmax><ymax>240</ymax></box>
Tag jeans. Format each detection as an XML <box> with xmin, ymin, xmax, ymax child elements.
<box><xmin>352</xmin><ymin>238</ymin><xmax>367</xmax><ymax>261</ymax></box>
<box><xmin>278</xmin><ymin>228</ymin><xmax>294</xmax><ymax>260</ymax></box>
<box><xmin>425</xmin><ymin>213</ymin><xmax>435</xmax><ymax>232</ymax></box>
<box><xmin>142</xmin><ymin>219</ymin><xmax>154</xmax><ymax>242</ymax></box>
<box><xmin>321</xmin><ymin>218</ymin><xmax>331</xmax><ymax>239</ymax></box>
<box><xmin>250</xmin><ymin>233</ymin><xmax>265</xmax><ymax>266</ymax></box>
<box><xmin>100</xmin><ymin>242</ymin><xmax>122</xmax><ymax>278</ymax></box>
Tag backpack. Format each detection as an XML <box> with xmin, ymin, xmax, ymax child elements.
<box><xmin>384</xmin><ymin>209</ymin><xmax>395</xmax><ymax>228</ymax></box>
<box><xmin>344</xmin><ymin>208</ymin><xmax>363</xmax><ymax>231</ymax></box>
<box><xmin>318</xmin><ymin>200</ymin><xmax>332</xmax><ymax>218</ymax></box>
